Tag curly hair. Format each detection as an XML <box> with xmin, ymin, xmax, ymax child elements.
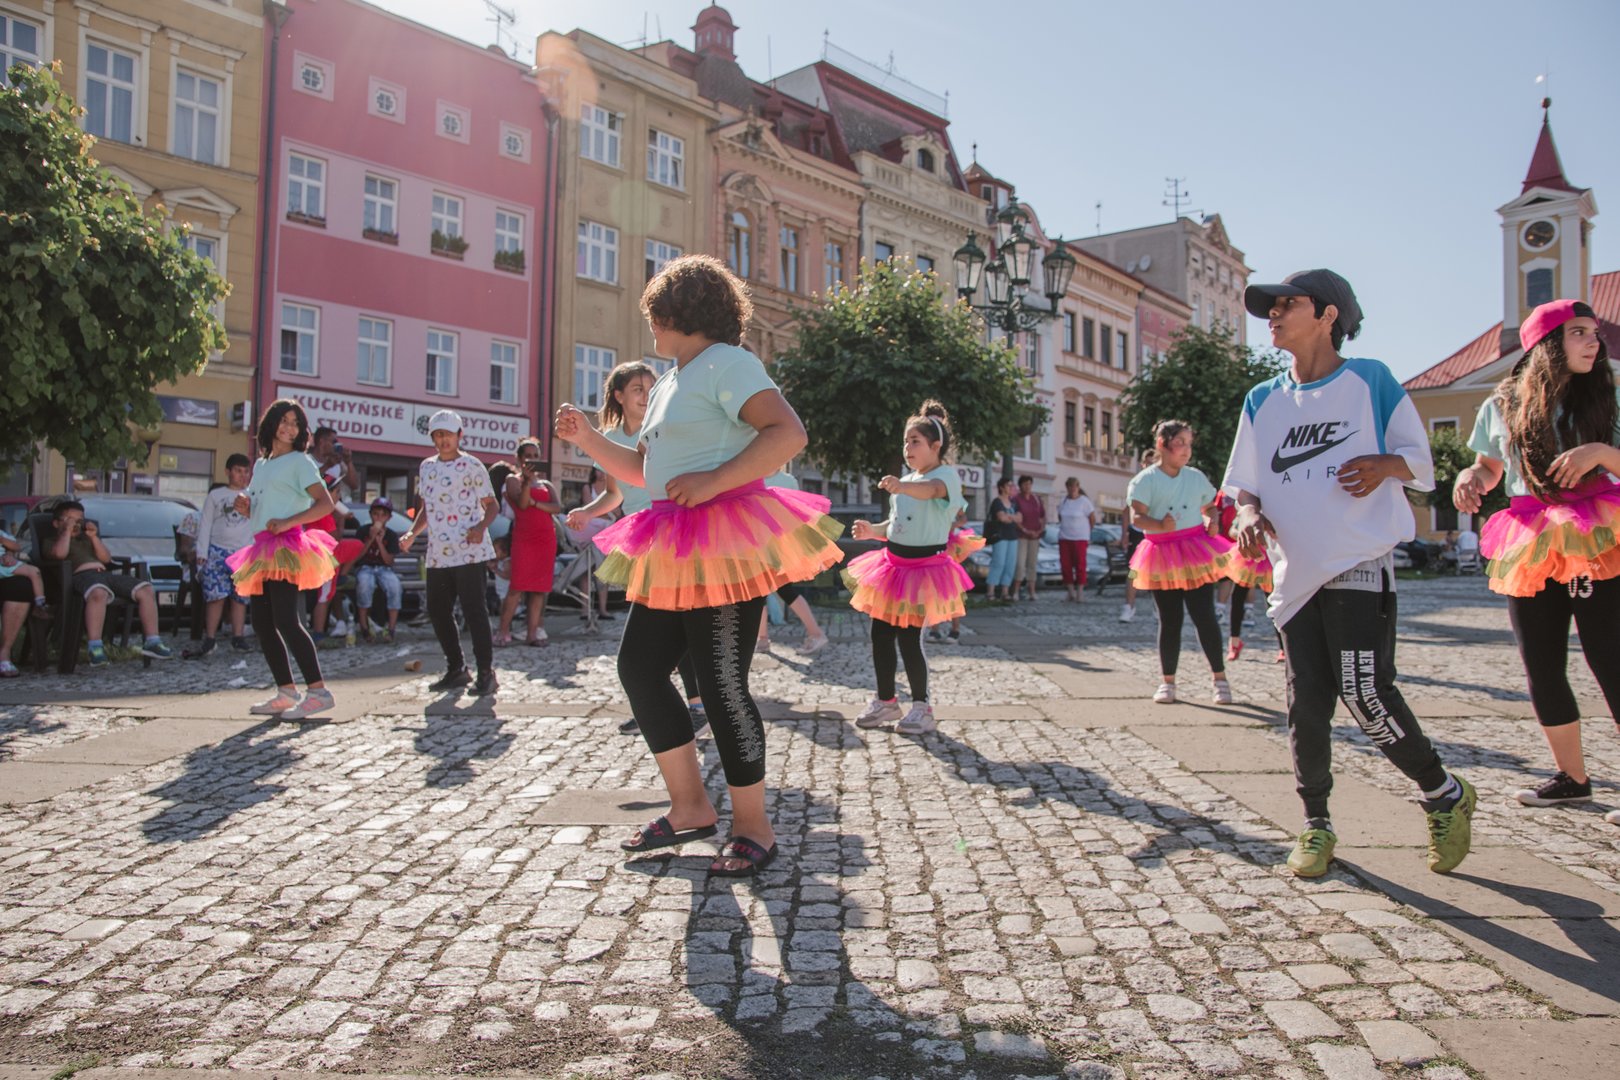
<box><xmin>598</xmin><ymin>360</ymin><xmax>658</xmax><ymax>430</ymax></box>
<box><xmin>905</xmin><ymin>399</ymin><xmax>955</xmax><ymax>464</ymax></box>
<box><xmin>1495</xmin><ymin>302</ymin><xmax>1615</xmax><ymax>502</ymax></box>
<box><xmin>1153</xmin><ymin>418</ymin><xmax>1194</xmax><ymax>447</ymax></box>
<box><xmin>640</xmin><ymin>254</ymin><xmax>753</xmax><ymax>346</ymax></box>
<box><xmin>256</xmin><ymin>399</ymin><xmax>311</xmax><ymax>456</ymax></box>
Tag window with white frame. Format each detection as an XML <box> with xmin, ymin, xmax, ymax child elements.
<box><xmin>287</xmin><ymin>153</ymin><xmax>325</xmax><ymax>219</ymax></box>
<box><xmin>363</xmin><ymin>175</ymin><xmax>397</xmax><ymax>237</ymax></box>
<box><xmin>647</xmin><ymin>128</ymin><xmax>685</xmax><ymax>189</ymax></box>
<box><xmin>426</xmin><ymin>329</ymin><xmax>457</xmax><ymax>395</ymax></box>
<box><xmin>573</xmin><ymin>343</ymin><xmax>617</xmax><ymax>411</ymax></box>
<box><xmin>84</xmin><ymin>41</ymin><xmax>139</xmax><ymax>144</ymax></box>
<box><xmin>172</xmin><ymin>69</ymin><xmax>222</xmax><ymax>164</ymax></box>
<box><xmin>368</xmin><ymin>77</ymin><xmax>403</xmax><ymax>122</ymax></box>
<box><xmin>500</xmin><ymin>122</ymin><xmax>529</xmax><ymax>161</ymax></box>
<box><xmin>580</xmin><ymin>104</ymin><xmax>621</xmax><ymax>167</ymax></box>
<box><xmin>645</xmin><ymin>239</ymin><xmax>681</xmax><ymax>283</ymax></box>
<box><xmin>643</xmin><ymin>354</ymin><xmax>674</xmax><ymax>377</ymax></box>
<box><xmin>293</xmin><ymin>53</ymin><xmax>330</xmax><ymax>99</ymax></box>
<box><xmin>489</xmin><ymin>340</ymin><xmax>518</xmax><ymax>404</ymax></box>
<box><xmin>436</xmin><ymin>101</ymin><xmax>469</xmax><ymax>143</ymax></box>
<box><xmin>577</xmin><ymin>220</ymin><xmax>618</xmax><ymax>283</ymax></box>
<box><xmin>727</xmin><ymin>211</ymin><xmax>751</xmax><ymax>277</ymax></box>
<box><xmin>431</xmin><ymin>191</ymin><xmax>463</xmax><ymax>239</ymax></box>
<box><xmin>0</xmin><ymin>13</ymin><xmax>43</xmax><ymax>80</ymax></box>
<box><xmin>1022</xmin><ymin>333</ymin><xmax>1041</xmax><ymax>375</ymax></box>
<box><xmin>495</xmin><ymin>209</ymin><xmax>524</xmax><ymax>254</ymax></box>
<box><xmin>279</xmin><ymin>302</ymin><xmax>318</xmax><ymax>375</ymax></box>
<box><xmin>356</xmin><ymin>316</ymin><xmax>392</xmax><ymax>386</ymax></box>
<box><xmin>824</xmin><ymin>241</ymin><xmax>844</xmax><ymax>290</ymax></box>
<box><xmin>179</xmin><ymin>230</ymin><xmax>225</xmax><ymax>322</ymax></box>
<box><xmin>1116</xmin><ymin>330</ymin><xmax>1129</xmax><ymax>369</ymax></box>
<box><xmin>1102</xmin><ymin>411</ymin><xmax>1114</xmax><ymax>453</ymax></box>
<box><xmin>779</xmin><ymin>225</ymin><xmax>799</xmax><ymax>293</ymax></box>
<box><xmin>1062</xmin><ymin>311</ymin><xmax>1076</xmax><ymax>353</ymax></box>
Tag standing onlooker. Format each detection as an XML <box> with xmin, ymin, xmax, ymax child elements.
<box><xmin>1011</xmin><ymin>475</ymin><xmax>1046</xmax><ymax>601</ymax></box>
<box><xmin>497</xmin><ymin>437</ymin><xmax>560</xmax><ymax>647</ymax></box>
<box><xmin>985</xmin><ymin>478</ymin><xmax>1019</xmax><ymax>602</ymax></box>
<box><xmin>191</xmin><ymin>453</ymin><xmax>255</xmax><ymax>656</ymax></box>
<box><xmin>309</xmin><ymin>427</ymin><xmax>363</xmax><ymax>641</ymax></box>
<box><xmin>44</xmin><ymin>502</ymin><xmax>174</xmax><ymax>665</ymax></box>
<box><xmin>353</xmin><ymin>498</ymin><xmax>403</xmax><ymax>643</ymax></box>
<box><xmin>401</xmin><ymin>411</ymin><xmax>499</xmax><ymax>696</ymax></box>
<box><xmin>1056</xmin><ymin>478</ymin><xmax>1095</xmax><ymax>602</ymax></box>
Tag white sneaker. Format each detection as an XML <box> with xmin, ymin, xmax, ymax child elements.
<box><xmin>1212</xmin><ymin>680</ymin><xmax>1233</xmax><ymax>705</ymax></box>
<box><xmin>801</xmin><ymin>635</ymin><xmax>830</xmax><ymax>655</ymax></box>
<box><xmin>1152</xmin><ymin>682</ymin><xmax>1177</xmax><ymax>704</ymax></box>
<box><xmin>279</xmin><ymin>688</ymin><xmax>335</xmax><ymax>721</ymax></box>
<box><xmin>1119</xmin><ymin>605</ymin><xmax>1136</xmax><ymax>623</ymax></box>
<box><xmin>855</xmin><ymin>698</ymin><xmax>903</xmax><ymax>729</ymax></box>
<box><xmin>250</xmin><ymin>690</ymin><xmax>300</xmax><ymax>716</ymax></box>
<box><xmin>896</xmin><ymin>702</ymin><xmax>936</xmax><ymax>734</ymax></box>
<box><xmin>1606</xmin><ymin>808</ymin><xmax>1620</xmax><ymax>826</ymax></box>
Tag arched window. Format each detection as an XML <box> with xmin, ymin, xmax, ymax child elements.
<box><xmin>1526</xmin><ymin>267</ymin><xmax>1554</xmax><ymax>309</ymax></box>
<box><xmin>727</xmin><ymin>210</ymin><xmax>751</xmax><ymax>277</ymax></box>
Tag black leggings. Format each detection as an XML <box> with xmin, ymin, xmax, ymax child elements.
<box><xmin>872</xmin><ymin>618</ymin><xmax>927</xmax><ymax>701</ymax></box>
<box><xmin>251</xmin><ymin>579</ymin><xmax>323</xmax><ymax>688</ymax></box>
<box><xmin>426</xmin><ymin>563</ymin><xmax>493</xmax><ymax>674</ymax></box>
<box><xmin>1230</xmin><ymin>585</ymin><xmax>1279</xmax><ymax>642</ymax></box>
<box><xmin>1152</xmin><ymin>583</ymin><xmax>1225</xmax><ymax>677</ymax></box>
<box><xmin>618</xmin><ymin>598</ymin><xmax>768</xmax><ymax>787</ymax></box>
<box><xmin>1507</xmin><ymin>575</ymin><xmax>1620</xmax><ymax>728</ymax></box>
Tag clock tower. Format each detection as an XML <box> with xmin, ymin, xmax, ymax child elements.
<box><xmin>1497</xmin><ymin>100</ymin><xmax>1598</xmax><ymax>353</ymax></box>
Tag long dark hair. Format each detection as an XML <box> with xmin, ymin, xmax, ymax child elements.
<box><xmin>256</xmin><ymin>399</ymin><xmax>310</xmax><ymax>456</ymax></box>
<box><xmin>1496</xmin><ymin>302</ymin><xmax>1615</xmax><ymax>501</ymax></box>
<box><xmin>598</xmin><ymin>360</ymin><xmax>657</xmax><ymax>430</ymax></box>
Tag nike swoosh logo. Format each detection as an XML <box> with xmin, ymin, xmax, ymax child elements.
<box><xmin>1271</xmin><ymin>433</ymin><xmax>1357</xmax><ymax>473</ymax></box>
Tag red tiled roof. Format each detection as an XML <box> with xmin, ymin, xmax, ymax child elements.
<box><xmin>1405</xmin><ymin>269</ymin><xmax>1620</xmax><ymax>390</ymax></box>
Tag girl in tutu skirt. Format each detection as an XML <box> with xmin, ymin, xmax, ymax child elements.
<box><xmin>846</xmin><ymin>401</ymin><xmax>973</xmax><ymax>735</ymax></box>
<box><xmin>555</xmin><ymin>255</ymin><xmax>842</xmax><ymax>877</ymax></box>
<box><xmin>1127</xmin><ymin>420</ymin><xmax>1234</xmax><ymax>704</ymax></box>
<box><xmin>228</xmin><ymin>400</ymin><xmax>339</xmax><ymax>720</ymax></box>
<box><xmin>1454</xmin><ymin>299</ymin><xmax>1620</xmax><ymax>818</ymax></box>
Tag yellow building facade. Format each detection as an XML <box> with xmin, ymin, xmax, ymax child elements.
<box><xmin>7</xmin><ymin>0</ymin><xmax>264</xmax><ymax>504</ymax></box>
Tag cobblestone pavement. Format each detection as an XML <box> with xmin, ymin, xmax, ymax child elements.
<box><xmin>0</xmin><ymin>577</ymin><xmax>1615</xmax><ymax>1078</ymax></box>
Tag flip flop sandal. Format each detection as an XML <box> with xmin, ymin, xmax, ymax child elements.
<box><xmin>708</xmin><ymin>837</ymin><xmax>778</xmax><ymax>878</ymax></box>
<box><xmin>620</xmin><ymin>815</ymin><xmax>718</xmax><ymax>852</ymax></box>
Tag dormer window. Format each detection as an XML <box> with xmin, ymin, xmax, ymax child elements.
<box><xmin>917</xmin><ymin>148</ymin><xmax>935</xmax><ymax>173</ymax></box>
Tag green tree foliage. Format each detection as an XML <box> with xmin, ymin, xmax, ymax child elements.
<box><xmin>1424</xmin><ymin>424</ymin><xmax>1508</xmax><ymax>520</ymax></box>
<box><xmin>1118</xmin><ymin>325</ymin><xmax>1287</xmax><ymax>480</ymax></box>
<box><xmin>773</xmin><ymin>258</ymin><xmax>1043</xmax><ymax>487</ymax></box>
<box><xmin>1</xmin><ymin>62</ymin><xmax>227</xmax><ymax>469</ymax></box>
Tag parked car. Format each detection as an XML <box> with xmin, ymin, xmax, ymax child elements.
<box><xmin>0</xmin><ymin>495</ymin><xmax>44</xmax><ymax>537</ymax></box>
<box><xmin>20</xmin><ymin>494</ymin><xmax>197</xmax><ymax>627</ymax></box>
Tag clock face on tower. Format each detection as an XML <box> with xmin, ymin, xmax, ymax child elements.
<box><xmin>1523</xmin><ymin>220</ymin><xmax>1557</xmax><ymax>249</ymax></box>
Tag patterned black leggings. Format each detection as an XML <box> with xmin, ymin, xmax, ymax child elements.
<box><xmin>618</xmin><ymin>598</ymin><xmax>768</xmax><ymax>786</ymax></box>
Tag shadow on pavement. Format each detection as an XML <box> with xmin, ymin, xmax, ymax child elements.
<box><xmin>0</xmin><ymin>705</ymin><xmax>66</xmax><ymax>761</ymax></box>
<box><xmin>140</xmin><ymin>720</ymin><xmax>308</xmax><ymax>842</ymax></box>
<box><xmin>411</xmin><ymin>709</ymin><xmax>515</xmax><ymax>788</ymax></box>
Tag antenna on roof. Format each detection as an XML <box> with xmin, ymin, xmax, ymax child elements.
<box><xmin>1095</xmin><ymin>201</ymin><xmax>1102</xmax><ymax>235</ymax></box>
<box><xmin>823</xmin><ymin>29</ymin><xmax>829</xmax><ymax>60</ymax></box>
<box><xmin>943</xmin><ymin>89</ymin><xmax>949</xmax><ymax>120</ymax></box>
<box><xmin>970</xmin><ymin>141</ymin><xmax>977</xmax><ymax>164</ymax></box>
<box><xmin>768</xmin><ymin>36</ymin><xmax>773</xmax><ymax>80</ymax></box>
<box><xmin>482</xmin><ymin>0</ymin><xmax>517</xmax><ymax>58</ymax></box>
<box><xmin>1162</xmin><ymin>177</ymin><xmax>1198</xmax><ymax>221</ymax></box>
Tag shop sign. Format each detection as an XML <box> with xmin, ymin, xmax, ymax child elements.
<box><xmin>276</xmin><ymin>386</ymin><xmax>531</xmax><ymax>457</ymax></box>
<box><xmin>157</xmin><ymin>395</ymin><xmax>220</xmax><ymax>427</ymax></box>
<box><xmin>559</xmin><ymin>464</ymin><xmax>593</xmax><ymax>482</ymax></box>
<box><xmin>1097</xmin><ymin>492</ymin><xmax>1125</xmax><ymax>510</ymax></box>
<box><xmin>955</xmin><ymin>464</ymin><xmax>985</xmax><ymax>488</ymax></box>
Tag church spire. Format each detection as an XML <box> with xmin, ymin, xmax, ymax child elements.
<box><xmin>1521</xmin><ymin>98</ymin><xmax>1581</xmax><ymax>195</ymax></box>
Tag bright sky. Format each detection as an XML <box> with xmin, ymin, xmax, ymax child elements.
<box><xmin>371</xmin><ymin>0</ymin><xmax>1620</xmax><ymax>379</ymax></box>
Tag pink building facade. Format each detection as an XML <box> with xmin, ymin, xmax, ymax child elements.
<box><xmin>260</xmin><ymin>0</ymin><xmax>553</xmax><ymax>504</ymax></box>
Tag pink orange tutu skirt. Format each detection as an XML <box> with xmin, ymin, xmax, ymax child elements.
<box><xmin>842</xmin><ymin>546</ymin><xmax>974</xmax><ymax>629</ymax></box>
<box><xmin>226</xmin><ymin>527</ymin><xmax>338</xmax><ymax>596</ymax></box>
<box><xmin>946</xmin><ymin>529</ymin><xmax>987</xmax><ymax>563</ymax></box>
<box><xmin>1227</xmin><ymin>548</ymin><xmax>1274</xmax><ymax>591</ymax></box>
<box><xmin>593</xmin><ymin>480</ymin><xmax>844</xmax><ymax>610</ymax></box>
<box><xmin>1480</xmin><ymin>479</ymin><xmax>1620</xmax><ymax>597</ymax></box>
<box><xmin>1128</xmin><ymin>525</ymin><xmax>1234</xmax><ymax>590</ymax></box>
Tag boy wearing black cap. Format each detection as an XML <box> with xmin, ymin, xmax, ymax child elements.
<box><xmin>1223</xmin><ymin>269</ymin><xmax>1475</xmax><ymax>878</ymax></box>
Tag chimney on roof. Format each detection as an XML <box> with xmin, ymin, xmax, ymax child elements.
<box><xmin>693</xmin><ymin>4</ymin><xmax>737</xmax><ymax>62</ymax></box>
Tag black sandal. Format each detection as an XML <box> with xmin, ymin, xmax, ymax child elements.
<box><xmin>708</xmin><ymin>837</ymin><xmax>778</xmax><ymax>877</ymax></box>
<box><xmin>620</xmin><ymin>815</ymin><xmax>718</xmax><ymax>852</ymax></box>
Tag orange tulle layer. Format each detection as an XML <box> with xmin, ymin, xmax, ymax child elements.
<box><xmin>946</xmin><ymin>529</ymin><xmax>987</xmax><ymax>563</ymax></box>
<box><xmin>593</xmin><ymin>482</ymin><xmax>844</xmax><ymax>610</ymax></box>
<box><xmin>226</xmin><ymin>527</ymin><xmax>338</xmax><ymax>596</ymax></box>
<box><xmin>842</xmin><ymin>547</ymin><xmax>975</xmax><ymax>628</ymax></box>
<box><xmin>1128</xmin><ymin>525</ymin><xmax>1234</xmax><ymax>590</ymax></box>
<box><xmin>1227</xmin><ymin>549</ymin><xmax>1274</xmax><ymax>591</ymax></box>
<box><xmin>1480</xmin><ymin>480</ymin><xmax>1620</xmax><ymax>596</ymax></box>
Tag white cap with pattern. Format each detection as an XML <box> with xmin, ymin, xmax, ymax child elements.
<box><xmin>427</xmin><ymin>409</ymin><xmax>464</xmax><ymax>434</ymax></box>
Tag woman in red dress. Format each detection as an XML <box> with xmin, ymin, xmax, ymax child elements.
<box><xmin>496</xmin><ymin>437</ymin><xmax>561</xmax><ymax>645</ymax></box>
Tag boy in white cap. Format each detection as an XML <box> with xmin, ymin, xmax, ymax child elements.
<box><xmin>401</xmin><ymin>410</ymin><xmax>500</xmax><ymax>696</ymax></box>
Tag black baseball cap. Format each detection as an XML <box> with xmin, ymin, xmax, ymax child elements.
<box><xmin>1244</xmin><ymin>269</ymin><xmax>1364</xmax><ymax>341</ymax></box>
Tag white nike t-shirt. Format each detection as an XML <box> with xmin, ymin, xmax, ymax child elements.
<box><xmin>1222</xmin><ymin>357</ymin><xmax>1434</xmax><ymax>630</ymax></box>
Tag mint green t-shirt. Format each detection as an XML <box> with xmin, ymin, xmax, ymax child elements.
<box><xmin>601</xmin><ymin>424</ymin><xmax>652</xmax><ymax>515</ymax></box>
<box><xmin>246</xmin><ymin>452</ymin><xmax>320</xmax><ymax>532</ymax></box>
<box><xmin>1126</xmin><ymin>463</ymin><xmax>1215</xmax><ymax>530</ymax></box>
<box><xmin>887</xmin><ymin>464</ymin><xmax>965</xmax><ymax>547</ymax></box>
<box><xmin>640</xmin><ymin>344</ymin><xmax>778</xmax><ymax>498</ymax></box>
<box><xmin>1469</xmin><ymin>386</ymin><xmax>1620</xmax><ymax>497</ymax></box>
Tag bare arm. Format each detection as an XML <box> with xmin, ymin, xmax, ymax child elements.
<box><xmin>554</xmin><ymin>405</ymin><xmax>645</xmax><ymax>487</ymax></box>
<box><xmin>879</xmin><ymin>477</ymin><xmax>948</xmax><ymax>500</ymax></box>
<box><xmin>1130</xmin><ymin>500</ymin><xmax>1176</xmax><ymax>533</ymax></box>
<box><xmin>568</xmin><ymin>478</ymin><xmax>624</xmax><ymax>530</ymax></box>
<box><xmin>47</xmin><ymin>524</ymin><xmax>72</xmax><ymax>561</ymax></box>
<box><xmin>1453</xmin><ymin>453</ymin><xmax>1504</xmax><ymax>513</ymax></box>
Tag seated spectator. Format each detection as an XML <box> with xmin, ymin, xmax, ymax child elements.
<box><xmin>0</xmin><ymin>575</ymin><xmax>34</xmax><ymax>678</ymax></box>
<box><xmin>43</xmin><ymin>500</ymin><xmax>172</xmax><ymax>664</ymax></box>
<box><xmin>190</xmin><ymin>454</ymin><xmax>256</xmax><ymax>656</ymax></box>
<box><xmin>0</xmin><ymin>526</ymin><xmax>49</xmax><ymax>616</ymax></box>
<box><xmin>353</xmin><ymin>497</ymin><xmax>403</xmax><ymax>642</ymax></box>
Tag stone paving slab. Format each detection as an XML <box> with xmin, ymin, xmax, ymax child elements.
<box><xmin>17</xmin><ymin>717</ymin><xmax>261</xmax><ymax>767</ymax></box>
<box><xmin>1428</xmin><ymin>917</ymin><xmax>1620</xmax><ymax>1016</ymax></box>
<box><xmin>1045</xmin><ymin>697</ymin><xmax>1278</xmax><ymax>728</ymax></box>
<box><xmin>1200</xmin><ymin>769</ymin><xmax>1432</xmax><ymax>847</ymax></box>
<box><xmin>1426</xmin><ymin>1017</ymin><xmax>1620</xmax><ymax>1077</ymax></box>
<box><xmin>1132</xmin><ymin>724</ymin><xmax>1293</xmax><ymax>773</ymax></box>
<box><xmin>530</xmin><ymin>788</ymin><xmax>672</xmax><ymax>825</ymax></box>
<box><xmin>1341</xmin><ymin>847</ymin><xmax>1620</xmax><ymax>920</ymax></box>
<box><xmin>0</xmin><ymin>762</ymin><xmax>129</xmax><ymax>805</ymax></box>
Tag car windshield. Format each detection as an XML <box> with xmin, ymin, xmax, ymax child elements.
<box><xmin>73</xmin><ymin>498</ymin><xmax>195</xmax><ymax>538</ymax></box>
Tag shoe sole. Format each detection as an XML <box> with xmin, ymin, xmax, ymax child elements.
<box><xmin>855</xmin><ymin>717</ymin><xmax>899</xmax><ymax>729</ymax></box>
<box><xmin>1513</xmin><ymin>793</ymin><xmax>1591</xmax><ymax>807</ymax></box>
<box><xmin>1288</xmin><ymin>860</ymin><xmax>1332</xmax><ymax>878</ymax></box>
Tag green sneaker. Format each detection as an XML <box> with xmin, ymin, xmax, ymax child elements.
<box><xmin>1286</xmin><ymin>828</ymin><xmax>1337</xmax><ymax>878</ymax></box>
<box><xmin>86</xmin><ymin>643</ymin><xmax>110</xmax><ymax>667</ymax></box>
<box><xmin>1426</xmin><ymin>776</ymin><xmax>1476</xmax><ymax>874</ymax></box>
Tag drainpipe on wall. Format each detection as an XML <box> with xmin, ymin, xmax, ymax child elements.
<box><xmin>537</xmin><ymin>99</ymin><xmax>560</xmax><ymax>473</ymax></box>
<box><xmin>253</xmin><ymin>1</ymin><xmax>291</xmax><ymax>449</ymax></box>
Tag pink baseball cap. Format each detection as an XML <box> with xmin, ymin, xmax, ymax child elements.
<box><xmin>1519</xmin><ymin>299</ymin><xmax>1588</xmax><ymax>353</ymax></box>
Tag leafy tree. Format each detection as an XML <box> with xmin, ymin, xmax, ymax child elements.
<box><xmin>1</xmin><ymin>62</ymin><xmax>227</xmax><ymax>469</ymax></box>
<box><xmin>1423</xmin><ymin>424</ymin><xmax>1508</xmax><ymax>521</ymax></box>
<box><xmin>773</xmin><ymin>258</ymin><xmax>1043</xmax><ymax>491</ymax></box>
<box><xmin>1118</xmin><ymin>324</ymin><xmax>1287</xmax><ymax>480</ymax></box>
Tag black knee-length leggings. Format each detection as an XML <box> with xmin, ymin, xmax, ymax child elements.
<box><xmin>1507</xmin><ymin>575</ymin><xmax>1620</xmax><ymax>728</ymax></box>
<box><xmin>1152</xmin><ymin>582</ymin><xmax>1225</xmax><ymax>677</ymax></box>
<box><xmin>1230</xmin><ymin>585</ymin><xmax>1279</xmax><ymax>643</ymax></box>
<box><xmin>872</xmin><ymin>618</ymin><xmax>928</xmax><ymax>702</ymax></box>
<box><xmin>618</xmin><ymin>598</ymin><xmax>768</xmax><ymax>787</ymax></box>
<box><xmin>251</xmin><ymin>579</ymin><xmax>323</xmax><ymax>688</ymax></box>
